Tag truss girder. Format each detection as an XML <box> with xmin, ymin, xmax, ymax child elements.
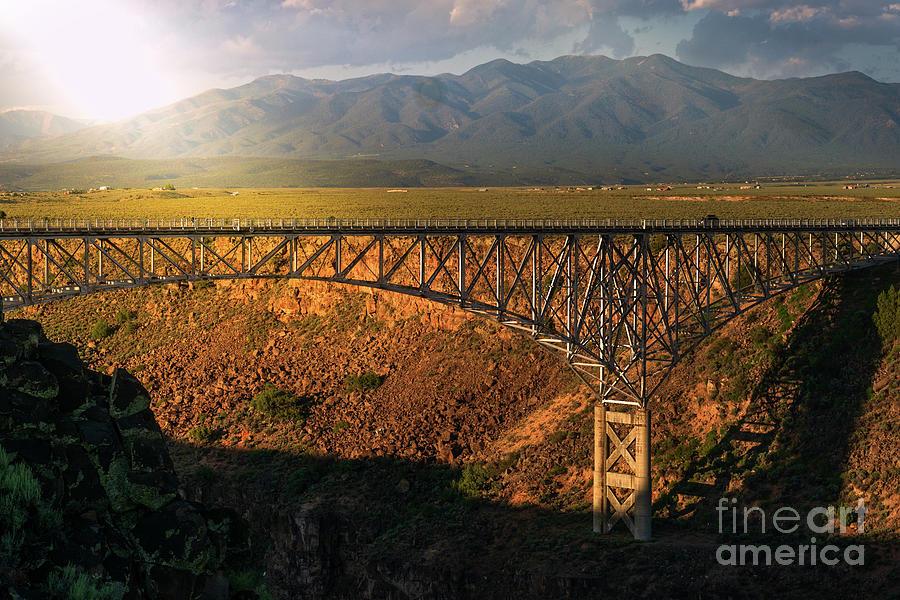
<box><xmin>2</xmin><ymin>227</ymin><xmax>899</xmax><ymax>407</ymax></box>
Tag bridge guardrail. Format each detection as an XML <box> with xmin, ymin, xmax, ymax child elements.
<box><xmin>0</xmin><ymin>217</ymin><xmax>899</xmax><ymax>233</ymax></box>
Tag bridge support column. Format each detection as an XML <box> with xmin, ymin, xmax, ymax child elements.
<box><xmin>593</xmin><ymin>403</ymin><xmax>652</xmax><ymax>541</ymax></box>
<box><xmin>634</xmin><ymin>408</ymin><xmax>652</xmax><ymax>541</ymax></box>
<box><xmin>592</xmin><ymin>402</ymin><xmax>607</xmax><ymax>533</ymax></box>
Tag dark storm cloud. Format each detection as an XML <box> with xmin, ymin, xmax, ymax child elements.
<box><xmin>149</xmin><ymin>0</ymin><xmax>896</xmax><ymax>81</ymax></box>
<box><xmin>143</xmin><ymin>0</ymin><xmax>690</xmax><ymax>77</ymax></box>
<box><xmin>676</xmin><ymin>1</ymin><xmax>900</xmax><ymax>79</ymax></box>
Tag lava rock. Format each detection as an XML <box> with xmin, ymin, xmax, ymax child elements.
<box><xmin>0</xmin><ymin>318</ymin><xmax>250</xmax><ymax>598</ymax></box>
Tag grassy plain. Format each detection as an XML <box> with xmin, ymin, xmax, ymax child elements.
<box><xmin>1</xmin><ymin>182</ymin><xmax>899</xmax><ymax>221</ymax></box>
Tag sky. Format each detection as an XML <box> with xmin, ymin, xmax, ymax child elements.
<box><xmin>0</xmin><ymin>0</ymin><xmax>898</xmax><ymax>121</ymax></box>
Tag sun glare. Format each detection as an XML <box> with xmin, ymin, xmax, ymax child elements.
<box><xmin>1</xmin><ymin>1</ymin><xmax>176</xmax><ymax>120</ymax></box>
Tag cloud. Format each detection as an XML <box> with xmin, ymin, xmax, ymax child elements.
<box><xmin>574</xmin><ymin>17</ymin><xmax>636</xmax><ymax>56</ymax></box>
<box><xmin>449</xmin><ymin>0</ymin><xmax>506</xmax><ymax>26</ymax></box>
<box><xmin>769</xmin><ymin>5</ymin><xmax>825</xmax><ymax>22</ymax></box>
<box><xmin>152</xmin><ymin>0</ymin><xmax>896</xmax><ymax>83</ymax></box>
<box><xmin>138</xmin><ymin>0</ymin><xmax>900</xmax><ymax>87</ymax></box>
<box><xmin>676</xmin><ymin>3</ymin><xmax>900</xmax><ymax>80</ymax></box>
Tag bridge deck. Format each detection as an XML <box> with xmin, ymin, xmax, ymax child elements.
<box><xmin>1</xmin><ymin>217</ymin><xmax>899</xmax><ymax>237</ymax></box>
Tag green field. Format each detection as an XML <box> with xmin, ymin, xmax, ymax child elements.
<box><xmin>1</xmin><ymin>183</ymin><xmax>899</xmax><ymax>220</ymax></box>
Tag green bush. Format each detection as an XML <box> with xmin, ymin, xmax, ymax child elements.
<box><xmin>285</xmin><ymin>465</ymin><xmax>322</xmax><ymax>496</ymax></box>
<box><xmin>122</xmin><ymin>321</ymin><xmax>140</xmax><ymax>335</ymax></box>
<box><xmin>649</xmin><ymin>234</ymin><xmax>668</xmax><ymax>255</ymax></box>
<box><xmin>874</xmin><ymin>285</ymin><xmax>900</xmax><ymax>345</ymax></box>
<box><xmin>732</xmin><ymin>264</ymin><xmax>755</xmax><ymax>290</ymax></box>
<box><xmin>776</xmin><ymin>303</ymin><xmax>793</xmax><ymax>332</ymax></box>
<box><xmin>193</xmin><ymin>466</ymin><xmax>217</xmax><ymax>486</ymax></box>
<box><xmin>90</xmin><ymin>319</ymin><xmax>112</xmax><ymax>340</ymax></box>
<box><xmin>453</xmin><ymin>463</ymin><xmax>492</xmax><ymax>498</ymax></box>
<box><xmin>1</xmin><ymin>445</ymin><xmax>42</xmax><ymax>541</ymax></box>
<box><xmin>749</xmin><ymin>325</ymin><xmax>772</xmax><ymax>347</ymax></box>
<box><xmin>228</xmin><ymin>569</ymin><xmax>272</xmax><ymax>600</ymax></box>
<box><xmin>1</xmin><ymin>445</ymin><xmax>61</xmax><ymax>564</ymax></box>
<box><xmin>332</xmin><ymin>420</ymin><xmax>350</xmax><ymax>433</ymax></box>
<box><xmin>46</xmin><ymin>565</ymin><xmax>125</xmax><ymax>600</ymax></box>
<box><xmin>188</xmin><ymin>424</ymin><xmax>221</xmax><ymax>444</ymax></box>
<box><xmin>344</xmin><ymin>371</ymin><xmax>384</xmax><ymax>392</ymax></box>
<box><xmin>115</xmin><ymin>309</ymin><xmax>136</xmax><ymax>324</ymax></box>
<box><xmin>251</xmin><ymin>384</ymin><xmax>309</xmax><ymax>422</ymax></box>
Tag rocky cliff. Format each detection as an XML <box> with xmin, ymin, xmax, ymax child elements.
<box><xmin>0</xmin><ymin>319</ymin><xmax>251</xmax><ymax>599</ymax></box>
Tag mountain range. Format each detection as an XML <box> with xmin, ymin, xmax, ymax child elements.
<box><xmin>0</xmin><ymin>110</ymin><xmax>87</xmax><ymax>149</ymax></box>
<box><xmin>3</xmin><ymin>54</ymin><xmax>899</xmax><ymax>182</ymax></box>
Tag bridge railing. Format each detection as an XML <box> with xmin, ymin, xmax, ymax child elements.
<box><xmin>1</xmin><ymin>217</ymin><xmax>899</xmax><ymax>232</ymax></box>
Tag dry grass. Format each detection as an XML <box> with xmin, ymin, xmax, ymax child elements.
<box><xmin>0</xmin><ymin>184</ymin><xmax>899</xmax><ymax>220</ymax></box>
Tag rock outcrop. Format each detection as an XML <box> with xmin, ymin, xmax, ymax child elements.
<box><xmin>0</xmin><ymin>319</ymin><xmax>250</xmax><ymax>599</ymax></box>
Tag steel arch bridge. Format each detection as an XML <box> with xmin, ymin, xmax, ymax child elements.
<box><xmin>2</xmin><ymin>216</ymin><xmax>899</xmax><ymax>539</ymax></box>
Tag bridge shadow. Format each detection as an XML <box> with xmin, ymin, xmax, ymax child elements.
<box><xmin>655</xmin><ymin>263</ymin><xmax>896</xmax><ymax>528</ymax></box>
<box><xmin>169</xmin><ymin>437</ymin><xmax>891</xmax><ymax>600</ymax></box>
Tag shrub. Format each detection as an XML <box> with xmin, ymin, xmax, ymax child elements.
<box><xmin>749</xmin><ymin>325</ymin><xmax>772</xmax><ymax>347</ymax></box>
<box><xmin>228</xmin><ymin>569</ymin><xmax>272</xmax><ymax>600</ymax></box>
<box><xmin>332</xmin><ymin>420</ymin><xmax>350</xmax><ymax>433</ymax></box>
<box><xmin>874</xmin><ymin>285</ymin><xmax>900</xmax><ymax>345</ymax></box>
<box><xmin>649</xmin><ymin>234</ymin><xmax>668</xmax><ymax>255</ymax></box>
<box><xmin>344</xmin><ymin>371</ymin><xmax>384</xmax><ymax>392</ymax></box>
<box><xmin>193</xmin><ymin>466</ymin><xmax>217</xmax><ymax>486</ymax></box>
<box><xmin>547</xmin><ymin>430</ymin><xmax>568</xmax><ymax>444</ymax></box>
<box><xmin>776</xmin><ymin>303</ymin><xmax>793</xmax><ymax>332</ymax></box>
<box><xmin>122</xmin><ymin>321</ymin><xmax>140</xmax><ymax>335</ymax></box>
<box><xmin>46</xmin><ymin>565</ymin><xmax>126</xmax><ymax>600</ymax></box>
<box><xmin>90</xmin><ymin>319</ymin><xmax>112</xmax><ymax>340</ymax></box>
<box><xmin>115</xmin><ymin>309</ymin><xmax>136</xmax><ymax>324</ymax></box>
<box><xmin>732</xmin><ymin>264</ymin><xmax>755</xmax><ymax>290</ymax></box>
<box><xmin>1</xmin><ymin>445</ymin><xmax>61</xmax><ymax>565</ymax></box>
<box><xmin>188</xmin><ymin>424</ymin><xmax>221</xmax><ymax>444</ymax></box>
<box><xmin>453</xmin><ymin>463</ymin><xmax>492</xmax><ymax>498</ymax></box>
<box><xmin>251</xmin><ymin>384</ymin><xmax>309</xmax><ymax>422</ymax></box>
<box><xmin>285</xmin><ymin>466</ymin><xmax>321</xmax><ymax>496</ymax></box>
<box><xmin>1</xmin><ymin>445</ymin><xmax>42</xmax><ymax>537</ymax></box>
